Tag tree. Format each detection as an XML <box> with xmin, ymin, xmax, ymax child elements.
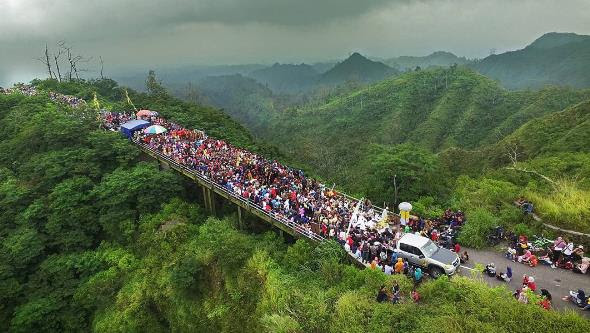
<box><xmin>92</xmin><ymin>162</ymin><xmax>182</xmax><ymax>244</ymax></box>
<box><xmin>367</xmin><ymin>143</ymin><xmax>443</xmax><ymax>205</ymax></box>
<box><xmin>37</xmin><ymin>43</ymin><xmax>54</xmax><ymax>80</ymax></box>
<box><xmin>145</xmin><ymin>70</ymin><xmax>167</xmax><ymax>97</ymax></box>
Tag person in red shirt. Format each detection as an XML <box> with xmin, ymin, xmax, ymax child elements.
<box><xmin>454</xmin><ymin>243</ymin><xmax>461</xmax><ymax>253</ymax></box>
<box><xmin>430</xmin><ymin>230</ymin><xmax>439</xmax><ymax>242</ymax></box>
<box><xmin>411</xmin><ymin>288</ymin><xmax>420</xmax><ymax>303</ymax></box>
<box><xmin>526</xmin><ymin>276</ymin><xmax>537</xmax><ymax>292</ymax></box>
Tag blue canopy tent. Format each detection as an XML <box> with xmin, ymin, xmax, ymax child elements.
<box><xmin>120</xmin><ymin>119</ymin><xmax>150</xmax><ymax>139</ymax></box>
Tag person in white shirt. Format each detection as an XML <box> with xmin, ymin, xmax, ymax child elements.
<box><xmin>384</xmin><ymin>264</ymin><xmax>394</xmax><ymax>275</ymax></box>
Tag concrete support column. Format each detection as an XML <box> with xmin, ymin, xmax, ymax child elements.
<box><xmin>237</xmin><ymin>206</ymin><xmax>244</xmax><ymax>230</ymax></box>
<box><xmin>202</xmin><ymin>186</ymin><xmax>210</xmax><ymax>212</ymax></box>
<box><xmin>208</xmin><ymin>189</ymin><xmax>216</xmax><ymax>216</ymax></box>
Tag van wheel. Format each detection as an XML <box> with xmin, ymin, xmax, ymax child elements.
<box><xmin>429</xmin><ymin>266</ymin><xmax>444</xmax><ymax>279</ymax></box>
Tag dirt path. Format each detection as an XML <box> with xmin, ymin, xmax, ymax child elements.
<box><xmin>458</xmin><ymin>247</ymin><xmax>589</xmax><ymax>318</ymax></box>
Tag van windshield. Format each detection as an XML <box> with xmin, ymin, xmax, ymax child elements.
<box><xmin>421</xmin><ymin>240</ymin><xmax>439</xmax><ymax>257</ymax></box>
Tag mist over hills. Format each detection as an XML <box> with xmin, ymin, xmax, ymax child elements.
<box><xmin>472</xmin><ymin>32</ymin><xmax>590</xmax><ymax>89</ymax></box>
<box><xmin>248</xmin><ymin>63</ymin><xmax>319</xmax><ymax>93</ymax></box>
<box><xmin>384</xmin><ymin>51</ymin><xmax>471</xmax><ymax>71</ymax></box>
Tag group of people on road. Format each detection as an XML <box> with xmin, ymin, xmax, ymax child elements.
<box><xmin>484</xmin><ymin>232</ymin><xmax>589</xmax><ymax>312</ymax></box>
<box><xmin>1</xmin><ymin>84</ymin><xmax>86</xmax><ymax>108</ymax></box>
<box><xmin>505</xmin><ymin>235</ymin><xmax>588</xmax><ymax>274</ymax></box>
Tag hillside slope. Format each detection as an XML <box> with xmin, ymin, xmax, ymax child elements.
<box><xmin>472</xmin><ymin>32</ymin><xmax>590</xmax><ymax>89</ymax></box>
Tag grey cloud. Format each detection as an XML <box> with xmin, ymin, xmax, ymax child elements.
<box><xmin>1</xmin><ymin>0</ymin><xmax>590</xmax><ymax>86</ymax></box>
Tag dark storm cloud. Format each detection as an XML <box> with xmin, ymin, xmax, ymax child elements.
<box><xmin>1</xmin><ymin>0</ymin><xmax>590</xmax><ymax>86</ymax></box>
<box><xmin>169</xmin><ymin>0</ymin><xmax>405</xmax><ymax>26</ymax></box>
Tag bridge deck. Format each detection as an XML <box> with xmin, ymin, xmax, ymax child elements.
<box><xmin>135</xmin><ymin>141</ymin><xmax>326</xmax><ymax>242</ymax></box>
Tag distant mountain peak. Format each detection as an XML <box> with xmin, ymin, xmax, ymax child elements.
<box><xmin>320</xmin><ymin>52</ymin><xmax>395</xmax><ymax>84</ymax></box>
<box><xmin>527</xmin><ymin>32</ymin><xmax>590</xmax><ymax>49</ymax></box>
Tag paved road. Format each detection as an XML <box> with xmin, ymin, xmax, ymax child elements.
<box><xmin>459</xmin><ymin>247</ymin><xmax>590</xmax><ymax>318</ymax></box>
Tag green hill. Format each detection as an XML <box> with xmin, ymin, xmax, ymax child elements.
<box><xmin>319</xmin><ymin>52</ymin><xmax>398</xmax><ymax>85</ymax></box>
<box><xmin>385</xmin><ymin>51</ymin><xmax>471</xmax><ymax>71</ymax></box>
<box><xmin>472</xmin><ymin>32</ymin><xmax>590</xmax><ymax>89</ymax></box>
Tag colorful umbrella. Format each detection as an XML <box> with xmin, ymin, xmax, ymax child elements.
<box><xmin>144</xmin><ymin>125</ymin><xmax>167</xmax><ymax>134</ymax></box>
<box><xmin>136</xmin><ymin>109</ymin><xmax>154</xmax><ymax>117</ymax></box>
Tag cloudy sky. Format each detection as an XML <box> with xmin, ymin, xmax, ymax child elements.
<box><xmin>1</xmin><ymin>0</ymin><xmax>589</xmax><ymax>85</ymax></box>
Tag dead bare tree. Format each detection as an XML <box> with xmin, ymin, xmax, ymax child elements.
<box><xmin>37</xmin><ymin>43</ymin><xmax>54</xmax><ymax>79</ymax></box>
<box><xmin>53</xmin><ymin>41</ymin><xmax>65</xmax><ymax>82</ymax></box>
<box><xmin>99</xmin><ymin>56</ymin><xmax>104</xmax><ymax>79</ymax></box>
<box><xmin>74</xmin><ymin>56</ymin><xmax>93</xmax><ymax>79</ymax></box>
<box><xmin>505</xmin><ymin>143</ymin><xmax>557</xmax><ymax>187</ymax></box>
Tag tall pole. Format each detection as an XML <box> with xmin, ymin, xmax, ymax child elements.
<box><xmin>393</xmin><ymin>174</ymin><xmax>398</xmax><ymax>207</ymax></box>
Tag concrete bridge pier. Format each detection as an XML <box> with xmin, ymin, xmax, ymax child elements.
<box><xmin>237</xmin><ymin>206</ymin><xmax>244</xmax><ymax>230</ymax></box>
<box><xmin>202</xmin><ymin>186</ymin><xmax>217</xmax><ymax>215</ymax></box>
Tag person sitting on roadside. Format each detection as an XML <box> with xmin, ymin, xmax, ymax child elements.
<box><xmin>505</xmin><ymin>247</ymin><xmax>517</xmax><ymax>261</ymax></box>
<box><xmin>518</xmin><ymin>249</ymin><xmax>532</xmax><ymax>264</ymax></box>
<box><xmin>460</xmin><ymin>251</ymin><xmax>469</xmax><ymax>264</ymax></box>
<box><xmin>572</xmin><ymin>245</ymin><xmax>584</xmax><ymax>262</ymax></box>
<box><xmin>515</xmin><ymin>288</ymin><xmax>529</xmax><ymax>304</ymax></box>
<box><xmin>517</xmin><ymin>236</ymin><xmax>529</xmax><ymax>256</ymax></box>
<box><xmin>573</xmin><ymin>257</ymin><xmax>589</xmax><ymax>274</ymax></box>
<box><xmin>562</xmin><ymin>289</ymin><xmax>588</xmax><ymax>307</ymax></box>
<box><xmin>551</xmin><ymin>237</ymin><xmax>566</xmax><ymax>267</ymax></box>
<box><xmin>496</xmin><ymin>266</ymin><xmax>512</xmax><ymax>282</ymax></box>
<box><xmin>528</xmin><ymin>254</ymin><xmax>539</xmax><ymax>267</ymax></box>
<box><xmin>539</xmin><ymin>295</ymin><xmax>551</xmax><ymax>310</ymax></box>
<box><xmin>538</xmin><ymin>253</ymin><xmax>553</xmax><ymax>266</ymax></box>
<box><xmin>483</xmin><ymin>263</ymin><xmax>496</xmax><ymax>277</ymax></box>
<box><xmin>453</xmin><ymin>242</ymin><xmax>461</xmax><ymax>253</ymax></box>
<box><xmin>522</xmin><ymin>275</ymin><xmax>537</xmax><ymax>292</ymax></box>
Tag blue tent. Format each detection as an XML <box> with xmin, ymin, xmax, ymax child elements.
<box><xmin>120</xmin><ymin>119</ymin><xmax>150</xmax><ymax>139</ymax></box>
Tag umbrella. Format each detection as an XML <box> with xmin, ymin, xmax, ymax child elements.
<box><xmin>136</xmin><ymin>109</ymin><xmax>154</xmax><ymax>117</ymax></box>
<box><xmin>144</xmin><ymin>125</ymin><xmax>167</xmax><ymax>134</ymax></box>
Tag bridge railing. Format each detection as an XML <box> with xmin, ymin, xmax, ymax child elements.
<box><xmin>134</xmin><ymin>140</ymin><xmax>326</xmax><ymax>242</ymax></box>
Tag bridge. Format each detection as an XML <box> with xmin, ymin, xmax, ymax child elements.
<box><xmin>136</xmin><ymin>139</ymin><xmax>326</xmax><ymax>242</ymax></box>
<box><xmin>132</xmin><ymin>138</ymin><xmax>397</xmax><ymax>257</ymax></box>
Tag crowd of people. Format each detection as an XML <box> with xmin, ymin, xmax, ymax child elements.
<box><xmin>482</xmin><ymin>232</ymin><xmax>589</xmax><ymax>312</ymax></box>
<box><xmin>100</xmin><ymin>111</ymin><xmax>468</xmax><ymax>273</ymax></box>
<box><xmin>1</xmin><ymin>84</ymin><xmax>86</xmax><ymax>108</ymax></box>
<box><xmin>505</xmin><ymin>235</ymin><xmax>588</xmax><ymax>274</ymax></box>
<box><xmin>48</xmin><ymin>91</ymin><xmax>86</xmax><ymax>108</ymax></box>
<box><xmin>1</xmin><ymin>84</ymin><xmax>38</xmax><ymax>96</ymax></box>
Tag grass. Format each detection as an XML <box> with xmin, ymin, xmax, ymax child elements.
<box><xmin>526</xmin><ymin>179</ymin><xmax>590</xmax><ymax>233</ymax></box>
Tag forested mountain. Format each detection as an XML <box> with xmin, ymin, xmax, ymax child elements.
<box><xmin>319</xmin><ymin>52</ymin><xmax>398</xmax><ymax>85</ymax></box>
<box><xmin>247</xmin><ymin>63</ymin><xmax>320</xmax><ymax>93</ymax></box>
<box><xmin>472</xmin><ymin>32</ymin><xmax>590</xmax><ymax>89</ymax></box>
<box><xmin>385</xmin><ymin>51</ymin><xmax>471</xmax><ymax>71</ymax></box>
